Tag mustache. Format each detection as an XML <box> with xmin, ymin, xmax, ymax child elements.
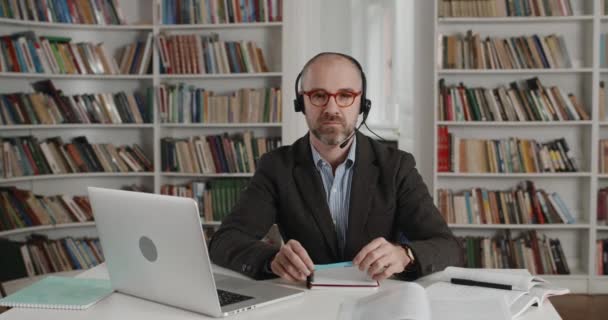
<box><xmin>317</xmin><ymin>113</ymin><xmax>345</xmax><ymax>124</ymax></box>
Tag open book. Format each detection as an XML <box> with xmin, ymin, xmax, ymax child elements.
<box><xmin>337</xmin><ymin>268</ymin><xmax>568</xmax><ymax>320</ymax></box>
<box><xmin>428</xmin><ymin>267</ymin><xmax>569</xmax><ymax>319</ymax></box>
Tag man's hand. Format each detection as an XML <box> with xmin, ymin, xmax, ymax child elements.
<box><xmin>353</xmin><ymin>237</ymin><xmax>411</xmax><ymax>281</ymax></box>
<box><xmin>270</xmin><ymin>240</ymin><xmax>314</xmax><ymax>282</ymax></box>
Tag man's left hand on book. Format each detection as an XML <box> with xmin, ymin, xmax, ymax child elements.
<box><xmin>353</xmin><ymin>237</ymin><xmax>411</xmax><ymax>281</ymax></box>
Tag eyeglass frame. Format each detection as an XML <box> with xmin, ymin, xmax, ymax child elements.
<box><xmin>299</xmin><ymin>89</ymin><xmax>363</xmax><ymax>108</ymax></box>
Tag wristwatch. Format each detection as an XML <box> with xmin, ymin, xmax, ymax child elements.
<box><xmin>401</xmin><ymin>244</ymin><xmax>416</xmax><ymax>269</ymax></box>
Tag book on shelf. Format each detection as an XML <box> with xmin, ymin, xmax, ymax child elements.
<box><xmin>0</xmin><ymin>135</ymin><xmax>153</xmax><ymax>178</ymax></box>
<box><xmin>438</xmin><ymin>78</ymin><xmax>589</xmax><ymax>122</ymax></box>
<box><xmin>439</xmin><ymin>31</ymin><xmax>572</xmax><ymax>69</ymax></box>
<box><xmin>597</xmin><ymin>187</ymin><xmax>608</xmax><ymax>224</ymax></box>
<box><xmin>597</xmin><ymin>239</ymin><xmax>608</xmax><ymax>275</ymax></box>
<box><xmin>0</xmin><ymin>80</ymin><xmax>152</xmax><ymax>125</ymax></box>
<box><xmin>0</xmin><ymin>0</ymin><xmax>128</xmax><ymax>25</ymax></box>
<box><xmin>161</xmin><ymin>0</ymin><xmax>283</xmax><ymax>24</ymax></box>
<box><xmin>438</xmin><ymin>127</ymin><xmax>578</xmax><ymax>173</ymax></box>
<box><xmin>438</xmin><ymin>180</ymin><xmax>575</xmax><ymax>225</ymax></box>
<box><xmin>438</xmin><ymin>0</ymin><xmax>574</xmax><ymax>17</ymax></box>
<box><xmin>460</xmin><ymin>230</ymin><xmax>571</xmax><ymax>275</ymax></box>
<box><xmin>599</xmin><ymin>140</ymin><xmax>608</xmax><ymax>174</ymax></box>
<box><xmin>600</xmin><ymin>81</ymin><xmax>606</xmax><ymax>121</ymax></box>
<box><xmin>0</xmin><ymin>31</ymin><xmax>151</xmax><ymax>75</ymax></box>
<box><xmin>156</xmin><ymin>32</ymin><xmax>270</xmax><ymax>74</ymax></box>
<box><xmin>161</xmin><ymin>132</ymin><xmax>280</xmax><ymax>174</ymax></box>
<box><xmin>1</xmin><ymin>234</ymin><xmax>104</xmax><ymax>278</ymax></box>
<box><xmin>157</xmin><ymin>85</ymin><xmax>281</xmax><ymax>123</ymax></box>
<box><xmin>161</xmin><ymin>178</ymin><xmax>248</xmax><ymax>222</ymax></box>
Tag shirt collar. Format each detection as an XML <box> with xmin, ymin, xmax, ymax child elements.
<box><xmin>311</xmin><ymin>137</ymin><xmax>357</xmax><ymax>169</ymax></box>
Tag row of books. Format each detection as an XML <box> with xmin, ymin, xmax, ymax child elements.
<box><xmin>438</xmin><ymin>78</ymin><xmax>589</xmax><ymax>122</ymax></box>
<box><xmin>601</xmin><ymin>81</ymin><xmax>608</xmax><ymax>121</ymax></box>
<box><xmin>0</xmin><ymin>188</ymin><xmax>92</xmax><ymax>231</ymax></box>
<box><xmin>0</xmin><ymin>0</ymin><xmax>127</xmax><ymax>24</ymax></box>
<box><xmin>460</xmin><ymin>230</ymin><xmax>570</xmax><ymax>275</ymax></box>
<box><xmin>597</xmin><ymin>188</ymin><xmax>608</xmax><ymax>224</ymax></box>
<box><xmin>162</xmin><ymin>0</ymin><xmax>282</xmax><ymax>24</ymax></box>
<box><xmin>597</xmin><ymin>239</ymin><xmax>608</xmax><ymax>275</ymax></box>
<box><xmin>0</xmin><ymin>136</ymin><xmax>152</xmax><ymax>178</ymax></box>
<box><xmin>156</xmin><ymin>33</ymin><xmax>269</xmax><ymax>74</ymax></box>
<box><xmin>157</xmin><ymin>85</ymin><xmax>281</xmax><ymax>123</ymax></box>
<box><xmin>20</xmin><ymin>236</ymin><xmax>104</xmax><ymax>277</ymax></box>
<box><xmin>438</xmin><ymin>181</ymin><xmax>575</xmax><ymax>225</ymax></box>
<box><xmin>438</xmin><ymin>129</ymin><xmax>577</xmax><ymax>173</ymax></box>
<box><xmin>0</xmin><ymin>31</ymin><xmax>146</xmax><ymax>74</ymax></box>
<box><xmin>161</xmin><ymin>179</ymin><xmax>248</xmax><ymax>223</ymax></box>
<box><xmin>0</xmin><ymin>80</ymin><xmax>152</xmax><ymax>125</ymax></box>
<box><xmin>438</xmin><ymin>0</ymin><xmax>574</xmax><ymax>17</ymax></box>
<box><xmin>161</xmin><ymin>133</ymin><xmax>280</xmax><ymax>174</ymax></box>
<box><xmin>440</xmin><ymin>31</ymin><xmax>572</xmax><ymax>69</ymax></box>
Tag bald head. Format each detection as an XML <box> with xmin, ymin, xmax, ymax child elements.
<box><xmin>300</xmin><ymin>53</ymin><xmax>363</xmax><ymax>92</ymax></box>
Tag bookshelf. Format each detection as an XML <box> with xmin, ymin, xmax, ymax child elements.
<box><xmin>433</xmin><ymin>0</ymin><xmax>608</xmax><ymax>293</ymax></box>
<box><xmin>0</xmin><ymin>0</ymin><xmax>283</xmax><ymax>279</ymax></box>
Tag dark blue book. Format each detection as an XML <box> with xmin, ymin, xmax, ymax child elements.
<box><xmin>532</xmin><ymin>35</ymin><xmax>550</xmax><ymax>68</ymax></box>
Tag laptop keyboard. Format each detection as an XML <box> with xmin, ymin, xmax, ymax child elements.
<box><xmin>217</xmin><ymin>289</ymin><xmax>254</xmax><ymax>307</ymax></box>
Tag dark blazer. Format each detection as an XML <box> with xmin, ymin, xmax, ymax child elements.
<box><xmin>209</xmin><ymin>132</ymin><xmax>463</xmax><ymax>280</ymax></box>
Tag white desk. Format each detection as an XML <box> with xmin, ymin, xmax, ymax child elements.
<box><xmin>0</xmin><ymin>264</ymin><xmax>562</xmax><ymax>320</ymax></box>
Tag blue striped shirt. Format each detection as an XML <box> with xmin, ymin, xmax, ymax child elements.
<box><xmin>311</xmin><ymin>138</ymin><xmax>356</xmax><ymax>253</ymax></box>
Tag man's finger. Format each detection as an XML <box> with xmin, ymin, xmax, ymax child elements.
<box><xmin>279</xmin><ymin>257</ymin><xmax>306</xmax><ymax>281</ymax></box>
<box><xmin>283</xmin><ymin>246</ymin><xmax>311</xmax><ymax>276</ymax></box>
<box><xmin>272</xmin><ymin>259</ymin><xmax>296</xmax><ymax>282</ymax></box>
<box><xmin>367</xmin><ymin>255</ymin><xmax>390</xmax><ymax>277</ymax></box>
<box><xmin>290</xmin><ymin>241</ymin><xmax>314</xmax><ymax>271</ymax></box>
<box><xmin>358</xmin><ymin>244</ymin><xmax>392</xmax><ymax>271</ymax></box>
<box><xmin>353</xmin><ymin>237</ymin><xmax>387</xmax><ymax>265</ymax></box>
<box><xmin>372</xmin><ymin>264</ymin><xmax>400</xmax><ymax>281</ymax></box>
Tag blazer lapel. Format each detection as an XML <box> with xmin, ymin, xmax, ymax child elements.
<box><xmin>344</xmin><ymin>133</ymin><xmax>379</xmax><ymax>259</ymax></box>
<box><xmin>292</xmin><ymin>135</ymin><xmax>340</xmax><ymax>260</ymax></box>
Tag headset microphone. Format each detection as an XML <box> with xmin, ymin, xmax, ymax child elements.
<box><xmin>339</xmin><ymin>111</ymin><xmax>369</xmax><ymax>149</ymax></box>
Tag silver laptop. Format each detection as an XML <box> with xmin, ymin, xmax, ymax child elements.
<box><xmin>88</xmin><ymin>187</ymin><xmax>304</xmax><ymax>317</ymax></box>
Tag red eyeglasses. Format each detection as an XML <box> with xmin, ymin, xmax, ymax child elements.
<box><xmin>300</xmin><ymin>89</ymin><xmax>362</xmax><ymax>108</ymax></box>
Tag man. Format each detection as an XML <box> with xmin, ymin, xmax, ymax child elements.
<box><xmin>209</xmin><ymin>52</ymin><xmax>463</xmax><ymax>282</ymax></box>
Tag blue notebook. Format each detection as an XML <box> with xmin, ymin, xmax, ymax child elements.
<box><xmin>0</xmin><ymin>276</ymin><xmax>113</xmax><ymax>310</ymax></box>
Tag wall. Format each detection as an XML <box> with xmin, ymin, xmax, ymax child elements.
<box><xmin>282</xmin><ymin>0</ymin><xmax>436</xmax><ymax>190</ymax></box>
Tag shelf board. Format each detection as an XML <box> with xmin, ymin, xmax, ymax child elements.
<box><xmin>0</xmin><ymin>124</ymin><xmax>154</xmax><ymax>130</ymax></box>
<box><xmin>0</xmin><ymin>172</ymin><xmax>154</xmax><ymax>183</ymax></box>
<box><xmin>0</xmin><ymin>222</ymin><xmax>96</xmax><ymax>237</ymax></box>
<box><xmin>159</xmin><ymin>22</ymin><xmax>282</xmax><ymax>30</ymax></box>
<box><xmin>597</xmin><ymin>226</ymin><xmax>608</xmax><ymax>231</ymax></box>
<box><xmin>438</xmin><ymin>69</ymin><xmax>592</xmax><ymax>75</ymax></box>
<box><xmin>0</xmin><ymin>72</ymin><xmax>153</xmax><ymax>80</ymax></box>
<box><xmin>437</xmin><ymin>121</ymin><xmax>592</xmax><ymax>127</ymax></box>
<box><xmin>437</xmin><ymin>172</ymin><xmax>591</xmax><ymax>178</ymax></box>
<box><xmin>596</xmin><ymin>174</ymin><xmax>608</xmax><ymax>179</ymax></box>
<box><xmin>0</xmin><ymin>17</ymin><xmax>153</xmax><ymax>30</ymax></box>
<box><xmin>159</xmin><ymin>72</ymin><xmax>282</xmax><ymax>79</ymax></box>
<box><xmin>202</xmin><ymin>221</ymin><xmax>221</xmax><ymax>226</ymax></box>
<box><xmin>162</xmin><ymin>173</ymin><xmax>254</xmax><ymax>178</ymax></box>
<box><xmin>449</xmin><ymin>223</ymin><xmax>590</xmax><ymax>230</ymax></box>
<box><xmin>438</xmin><ymin>16</ymin><xmax>593</xmax><ymax>23</ymax></box>
<box><xmin>541</xmin><ymin>272</ymin><xmax>589</xmax><ymax>280</ymax></box>
<box><xmin>161</xmin><ymin>123</ymin><xmax>282</xmax><ymax>128</ymax></box>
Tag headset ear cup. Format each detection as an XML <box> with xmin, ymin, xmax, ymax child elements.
<box><xmin>294</xmin><ymin>95</ymin><xmax>305</xmax><ymax>114</ymax></box>
<box><xmin>361</xmin><ymin>99</ymin><xmax>371</xmax><ymax>115</ymax></box>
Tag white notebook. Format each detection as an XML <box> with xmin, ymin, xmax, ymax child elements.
<box><xmin>0</xmin><ymin>276</ymin><xmax>113</xmax><ymax>310</ymax></box>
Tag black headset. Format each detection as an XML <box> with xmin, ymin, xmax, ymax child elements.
<box><xmin>293</xmin><ymin>52</ymin><xmax>371</xmax><ymax>116</ymax></box>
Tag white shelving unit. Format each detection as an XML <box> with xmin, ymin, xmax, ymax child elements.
<box><xmin>433</xmin><ymin>0</ymin><xmax>608</xmax><ymax>293</ymax></box>
<box><xmin>0</xmin><ymin>0</ymin><xmax>283</xmax><ymax>249</ymax></box>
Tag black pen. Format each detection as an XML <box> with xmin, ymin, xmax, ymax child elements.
<box><xmin>450</xmin><ymin>278</ymin><xmax>512</xmax><ymax>291</ymax></box>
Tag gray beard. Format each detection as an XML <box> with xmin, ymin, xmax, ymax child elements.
<box><xmin>311</xmin><ymin>125</ymin><xmax>355</xmax><ymax>146</ymax></box>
